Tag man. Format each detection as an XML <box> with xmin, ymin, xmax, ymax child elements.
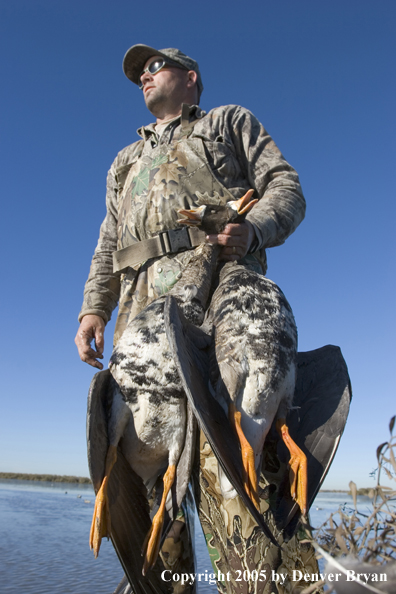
<box><xmin>76</xmin><ymin>45</ymin><xmax>316</xmax><ymax>594</ymax></box>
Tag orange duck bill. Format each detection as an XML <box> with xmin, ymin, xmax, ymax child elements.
<box><xmin>177</xmin><ymin>189</ymin><xmax>258</xmax><ymax>225</ymax></box>
<box><xmin>232</xmin><ymin>188</ymin><xmax>258</xmax><ymax>214</ymax></box>
<box><xmin>177</xmin><ymin>205</ymin><xmax>206</xmax><ymax>225</ymax></box>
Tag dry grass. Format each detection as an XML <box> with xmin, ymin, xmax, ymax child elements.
<box><xmin>314</xmin><ymin>416</ymin><xmax>396</xmax><ymax>565</ymax></box>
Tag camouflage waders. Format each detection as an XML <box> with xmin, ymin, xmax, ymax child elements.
<box><xmin>194</xmin><ymin>432</ymin><xmax>321</xmax><ymax>594</ymax></box>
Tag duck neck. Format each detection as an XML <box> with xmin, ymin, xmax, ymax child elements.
<box><xmin>172</xmin><ymin>243</ymin><xmax>221</xmax><ymax>308</ymax></box>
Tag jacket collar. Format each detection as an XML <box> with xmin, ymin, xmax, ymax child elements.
<box><xmin>137</xmin><ymin>105</ymin><xmax>205</xmax><ymax>141</ymax></box>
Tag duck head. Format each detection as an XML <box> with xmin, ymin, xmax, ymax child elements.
<box><xmin>177</xmin><ymin>189</ymin><xmax>258</xmax><ymax>235</ymax></box>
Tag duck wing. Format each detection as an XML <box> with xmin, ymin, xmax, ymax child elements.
<box><xmin>87</xmin><ymin>370</ymin><xmax>173</xmax><ymax>594</ymax></box>
<box><xmin>87</xmin><ymin>369</ymin><xmax>112</xmax><ymax>492</ymax></box>
<box><xmin>164</xmin><ymin>294</ymin><xmax>279</xmax><ymax>547</ymax></box>
<box><xmin>271</xmin><ymin>345</ymin><xmax>352</xmax><ymax>534</ymax></box>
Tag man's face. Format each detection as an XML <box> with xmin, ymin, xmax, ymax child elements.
<box><xmin>140</xmin><ymin>55</ymin><xmax>190</xmax><ymax>114</ymax></box>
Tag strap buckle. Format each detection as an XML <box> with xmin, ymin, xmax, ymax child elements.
<box><xmin>161</xmin><ymin>227</ymin><xmax>192</xmax><ymax>254</ymax></box>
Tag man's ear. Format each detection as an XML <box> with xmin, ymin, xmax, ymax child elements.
<box><xmin>186</xmin><ymin>70</ymin><xmax>198</xmax><ymax>88</ymax></box>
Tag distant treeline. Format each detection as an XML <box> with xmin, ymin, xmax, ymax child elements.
<box><xmin>321</xmin><ymin>488</ymin><xmax>373</xmax><ymax>496</ymax></box>
<box><xmin>351</xmin><ymin>488</ymin><xmax>372</xmax><ymax>496</ymax></box>
<box><xmin>0</xmin><ymin>472</ymin><xmax>91</xmax><ymax>484</ymax></box>
<box><xmin>0</xmin><ymin>474</ymin><xmax>373</xmax><ymax>494</ymax></box>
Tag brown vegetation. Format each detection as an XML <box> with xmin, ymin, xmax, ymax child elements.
<box><xmin>315</xmin><ymin>416</ymin><xmax>396</xmax><ymax>564</ymax></box>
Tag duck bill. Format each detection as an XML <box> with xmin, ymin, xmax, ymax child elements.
<box><xmin>233</xmin><ymin>189</ymin><xmax>258</xmax><ymax>215</ymax></box>
<box><xmin>177</xmin><ymin>206</ymin><xmax>205</xmax><ymax>226</ymax></box>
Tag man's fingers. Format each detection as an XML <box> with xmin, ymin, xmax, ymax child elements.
<box><xmin>207</xmin><ymin>225</ymin><xmax>245</xmax><ymax>245</ymax></box>
<box><xmin>94</xmin><ymin>328</ymin><xmax>105</xmax><ymax>354</ymax></box>
<box><xmin>207</xmin><ymin>221</ymin><xmax>256</xmax><ymax>262</ymax></box>
<box><xmin>78</xmin><ymin>344</ymin><xmax>104</xmax><ymax>361</ymax></box>
<box><xmin>208</xmin><ymin>235</ymin><xmax>243</xmax><ymax>246</ymax></box>
<box><xmin>76</xmin><ymin>329</ymin><xmax>93</xmax><ymax>345</ymax></box>
<box><xmin>75</xmin><ymin>314</ymin><xmax>106</xmax><ymax>368</ymax></box>
<box><xmin>84</xmin><ymin>357</ymin><xmax>104</xmax><ymax>370</ymax></box>
<box><xmin>211</xmin><ymin>230</ymin><xmax>250</xmax><ymax>259</ymax></box>
<box><xmin>82</xmin><ymin>354</ymin><xmax>104</xmax><ymax>370</ymax></box>
<box><xmin>222</xmin><ymin>223</ymin><xmax>246</xmax><ymax>236</ymax></box>
<box><xmin>79</xmin><ymin>345</ymin><xmax>104</xmax><ymax>369</ymax></box>
<box><xmin>84</xmin><ymin>347</ymin><xmax>104</xmax><ymax>360</ymax></box>
<box><xmin>219</xmin><ymin>246</ymin><xmax>243</xmax><ymax>261</ymax></box>
<box><xmin>207</xmin><ymin>223</ymin><xmax>250</xmax><ymax>245</ymax></box>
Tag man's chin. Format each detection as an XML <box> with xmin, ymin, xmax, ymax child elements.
<box><xmin>144</xmin><ymin>90</ymin><xmax>163</xmax><ymax>114</ymax></box>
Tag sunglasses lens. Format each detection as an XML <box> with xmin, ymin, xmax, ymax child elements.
<box><xmin>139</xmin><ymin>59</ymin><xmax>166</xmax><ymax>88</ymax></box>
<box><xmin>148</xmin><ymin>59</ymin><xmax>165</xmax><ymax>74</ymax></box>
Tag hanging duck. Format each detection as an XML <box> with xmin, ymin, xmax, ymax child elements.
<box><xmin>207</xmin><ymin>264</ymin><xmax>307</xmax><ymax>513</ymax></box>
<box><xmin>175</xmin><ymin>201</ymin><xmax>307</xmax><ymax>516</ymax></box>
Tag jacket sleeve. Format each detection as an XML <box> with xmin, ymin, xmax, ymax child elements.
<box><xmin>229</xmin><ymin>106</ymin><xmax>306</xmax><ymax>249</ymax></box>
<box><xmin>78</xmin><ymin>162</ymin><xmax>121</xmax><ymax>324</ymax></box>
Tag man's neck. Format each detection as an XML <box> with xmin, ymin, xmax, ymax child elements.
<box><xmin>154</xmin><ymin>106</ymin><xmax>184</xmax><ymax>125</ymax></box>
<box><xmin>151</xmin><ymin>98</ymin><xmax>196</xmax><ymax>124</ymax></box>
<box><xmin>155</xmin><ymin>113</ymin><xmax>181</xmax><ymax>125</ymax></box>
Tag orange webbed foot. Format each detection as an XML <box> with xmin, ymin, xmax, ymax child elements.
<box><xmin>229</xmin><ymin>403</ymin><xmax>260</xmax><ymax>510</ymax></box>
<box><xmin>89</xmin><ymin>478</ymin><xmax>110</xmax><ymax>557</ymax></box>
<box><xmin>89</xmin><ymin>445</ymin><xmax>117</xmax><ymax>557</ymax></box>
<box><xmin>276</xmin><ymin>418</ymin><xmax>308</xmax><ymax>515</ymax></box>
<box><xmin>141</xmin><ymin>464</ymin><xmax>176</xmax><ymax>575</ymax></box>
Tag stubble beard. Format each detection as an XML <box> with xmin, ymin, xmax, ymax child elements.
<box><xmin>144</xmin><ymin>88</ymin><xmax>168</xmax><ymax>115</ymax></box>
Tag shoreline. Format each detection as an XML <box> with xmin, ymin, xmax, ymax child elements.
<box><xmin>0</xmin><ymin>472</ymin><xmax>91</xmax><ymax>484</ymax></box>
<box><xmin>0</xmin><ymin>474</ymin><xmax>372</xmax><ymax>495</ymax></box>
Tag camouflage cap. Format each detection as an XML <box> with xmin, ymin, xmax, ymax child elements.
<box><xmin>123</xmin><ymin>44</ymin><xmax>204</xmax><ymax>97</ymax></box>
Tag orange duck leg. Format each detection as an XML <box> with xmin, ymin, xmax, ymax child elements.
<box><xmin>276</xmin><ymin>418</ymin><xmax>308</xmax><ymax>515</ymax></box>
<box><xmin>89</xmin><ymin>444</ymin><xmax>118</xmax><ymax>557</ymax></box>
<box><xmin>229</xmin><ymin>403</ymin><xmax>260</xmax><ymax>510</ymax></box>
<box><xmin>142</xmin><ymin>463</ymin><xmax>177</xmax><ymax>576</ymax></box>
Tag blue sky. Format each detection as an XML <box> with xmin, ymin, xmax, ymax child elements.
<box><xmin>1</xmin><ymin>1</ymin><xmax>395</xmax><ymax>491</ymax></box>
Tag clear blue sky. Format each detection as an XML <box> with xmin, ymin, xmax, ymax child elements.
<box><xmin>1</xmin><ymin>1</ymin><xmax>395</xmax><ymax>490</ymax></box>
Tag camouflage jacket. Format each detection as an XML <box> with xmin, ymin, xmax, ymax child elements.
<box><xmin>79</xmin><ymin>104</ymin><xmax>305</xmax><ymax>341</ymax></box>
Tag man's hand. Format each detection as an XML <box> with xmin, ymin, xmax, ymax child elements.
<box><xmin>75</xmin><ymin>315</ymin><xmax>105</xmax><ymax>370</ymax></box>
<box><xmin>206</xmin><ymin>221</ymin><xmax>256</xmax><ymax>261</ymax></box>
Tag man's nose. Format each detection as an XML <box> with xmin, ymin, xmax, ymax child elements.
<box><xmin>141</xmin><ymin>69</ymin><xmax>153</xmax><ymax>87</ymax></box>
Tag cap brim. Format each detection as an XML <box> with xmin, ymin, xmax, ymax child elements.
<box><xmin>123</xmin><ymin>44</ymin><xmax>183</xmax><ymax>86</ymax></box>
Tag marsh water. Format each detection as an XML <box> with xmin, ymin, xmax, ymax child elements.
<box><xmin>0</xmin><ymin>480</ymin><xmax>363</xmax><ymax>594</ymax></box>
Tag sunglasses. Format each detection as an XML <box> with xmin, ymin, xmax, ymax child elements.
<box><xmin>139</xmin><ymin>59</ymin><xmax>170</xmax><ymax>89</ymax></box>
<box><xmin>139</xmin><ymin>58</ymin><xmax>186</xmax><ymax>89</ymax></box>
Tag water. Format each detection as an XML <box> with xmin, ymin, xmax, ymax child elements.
<box><xmin>0</xmin><ymin>480</ymin><xmax>218</xmax><ymax>594</ymax></box>
<box><xmin>0</xmin><ymin>480</ymin><xmax>363</xmax><ymax>594</ymax></box>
